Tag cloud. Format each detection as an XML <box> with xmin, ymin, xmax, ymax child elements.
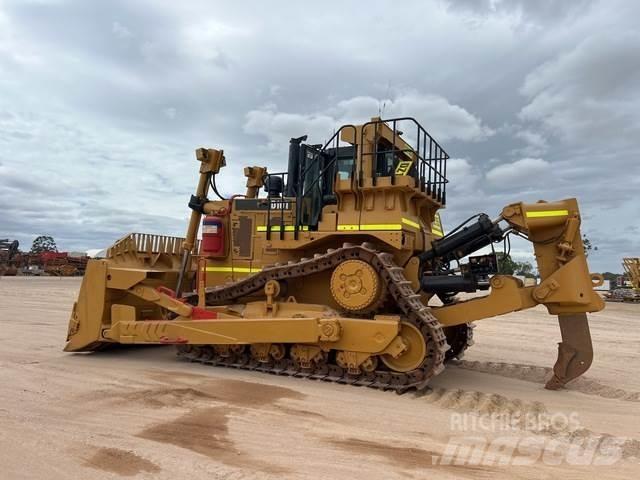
<box><xmin>0</xmin><ymin>0</ymin><xmax>638</xmax><ymax>273</ymax></box>
<box><xmin>0</xmin><ymin>106</ymin><xmax>194</xmax><ymax>250</ymax></box>
<box><xmin>485</xmin><ymin>157</ymin><xmax>550</xmax><ymax>186</ymax></box>
<box><xmin>445</xmin><ymin>157</ymin><xmax>484</xmax><ymax>203</ymax></box>
<box><xmin>514</xmin><ymin>129</ymin><xmax>548</xmax><ymax>156</ymax></box>
<box><xmin>112</xmin><ymin>21</ymin><xmax>133</xmax><ymax>40</ymax></box>
<box><xmin>243</xmin><ymin>103</ymin><xmax>336</xmax><ymax>153</ymax></box>
<box><xmin>269</xmin><ymin>85</ymin><xmax>281</xmax><ymax>97</ymax></box>
<box><xmin>447</xmin><ymin>158</ymin><xmax>480</xmax><ymax>191</ymax></box>
<box><xmin>341</xmin><ymin>92</ymin><xmax>495</xmax><ymax>142</ymax></box>
<box><xmin>244</xmin><ymin>91</ymin><xmax>494</xmax><ymax>158</ymax></box>
<box><xmin>163</xmin><ymin>106</ymin><xmax>177</xmax><ymax>119</ymax></box>
<box><xmin>444</xmin><ymin>0</ymin><xmax>596</xmax><ymax>25</ymax></box>
<box><xmin>178</xmin><ymin>18</ymin><xmax>248</xmax><ymax>68</ymax></box>
<box><xmin>519</xmin><ymin>32</ymin><xmax>640</xmax><ymax>145</ymax></box>
<box><xmin>438</xmin><ymin>157</ymin><xmax>488</xmax><ymax>218</ymax></box>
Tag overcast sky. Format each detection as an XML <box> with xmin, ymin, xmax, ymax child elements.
<box><xmin>1</xmin><ymin>0</ymin><xmax>638</xmax><ymax>273</ymax></box>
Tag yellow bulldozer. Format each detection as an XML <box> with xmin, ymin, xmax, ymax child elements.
<box><xmin>607</xmin><ymin>258</ymin><xmax>640</xmax><ymax>302</ymax></box>
<box><xmin>65</xmin><ymin>117</ymin><xmax>604</xmax><ymax>392</ymax></box>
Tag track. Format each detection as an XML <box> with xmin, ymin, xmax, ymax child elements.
<box><xmin>179</xmin><ymin>242</ymin><xmax>450</xmax><ymax>393</ymax></box>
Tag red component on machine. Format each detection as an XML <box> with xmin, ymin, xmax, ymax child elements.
<box><xmin>201</xmin><ymin>215</ymin><xmax>225</xmax><ymax>257</ymax></box>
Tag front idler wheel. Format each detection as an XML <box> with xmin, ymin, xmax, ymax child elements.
<box><xmin>381</xmin><ymin>322</ymin><xmax>427</xmax><ymax>373</ymax></box>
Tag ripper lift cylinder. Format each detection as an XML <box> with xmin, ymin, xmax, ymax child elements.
<box><xmin>420</xmin><ymin>214</ymin><xmax>504</xmax><ymax>264</ymax></box>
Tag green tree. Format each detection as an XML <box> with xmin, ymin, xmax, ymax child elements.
<box><xmin>496</xmin><ymin>252</ymin><xmax>517</xmax><ymax>274</ymax></box>
<box><xmin>496</xmin><ymin>253</ymin><xmax>536</xmax><ymax>278</ymax></box>
<box><xmin>515</xmin><ymin>261</ymin><xmax>535</xmax><ymax>278</ymax></box>
<box><xmin>601</xmin><ymin>272</ymin><xmax>622</xmax><ymax>282</ymax></box>
<box><xmin>582</xmin><ymin>234</ymin><xmax>597</xmax><ymax>257</ymax></box>
<box><xmin>30</xmin><ymin>235</ymin><xmax>58</xmax><ymax>254</ymax></box>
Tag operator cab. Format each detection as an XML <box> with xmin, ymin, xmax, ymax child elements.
<box><xmin>263</xmin><ymin>117</ymin><xmax>449</xmax><ymax>234</ymax></box>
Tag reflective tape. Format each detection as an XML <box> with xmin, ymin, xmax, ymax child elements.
<box><xmin>525</xmin><ymin>209</ymin><xmax>569</xmax><ymax>218</ymax></box>
<box><xmin>401</xmin><ymin>217</ymin><xmax>421</xmax><ymax>229</ymax></box>
<box><xmin>359</xmin><ymin>224</ymin><xmax>402</xmax><ymax>231</ymax></box>
<box><xmin>339</xmin><ymin>221</ymin><xmax>420</xmax><ymax>231</ymax></box>
<box><xmin>257</xmin><ymin>225</ymin><xmax>309</xmax><ymax>232</ymax></box>
<box><xmin>337</xmin><ymin>224</ymin><xmax>402</xmax><ymax>231</ymax></box>
<box><xmin>206</xmin><ymin>266</ymin><xmax>261</xmax><ymax>273</ymax></box>
<box><xmin>432</xmin><ymin>212</ymin><xmax>445</xmax><ymax>237</ymax></box>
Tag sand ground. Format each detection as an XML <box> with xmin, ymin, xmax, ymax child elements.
<box><xmin>0</xmin><ymin>276</ymin><xmax>638</xmax><ymax>479</ymax></box>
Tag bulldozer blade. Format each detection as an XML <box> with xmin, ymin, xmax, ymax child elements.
<box><xmin>545</xmin><ymin>313</ymin><xmax>593</xmax><ymax>390</ymax></box>
<box><xmin>64</xmin><ymin>260</ymin><xmax>113</xmax><ymax>352</ymax></box>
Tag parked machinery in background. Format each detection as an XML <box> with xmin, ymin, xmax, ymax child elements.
<box><xmin>41</xmin><ymin>252</ymin><xmax>89</xmax><ymax>277</ymax></box>
<box><xmin>21</xmin><ymin>251</ymin><xmax>89</xmax><ymax>276</ymax></box>
<box><xmin>607</xmin><ymin>258</ymin><xmax>640</xmax><ymax>303</ymax></box>
<box><xmin>0</xmin><ymin>239</ymin><xmax>20</xmax><ymax>276</ymax></box>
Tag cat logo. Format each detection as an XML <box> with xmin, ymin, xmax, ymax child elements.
<box><xmin>394</xmin><ymin>160</ymin><xmax>414</xmax><ymax>176</ymax></box>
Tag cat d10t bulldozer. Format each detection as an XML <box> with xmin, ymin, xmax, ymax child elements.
<box><xmin>65</xmin><ymin>117</ymin><xmax>604</xmax><ymax>392</ymax></box>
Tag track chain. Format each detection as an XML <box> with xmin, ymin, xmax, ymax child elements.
<box><xmin>178</xmin><ymin>243</ymin><xmax>449</xmax><ymax>393</ymax></box>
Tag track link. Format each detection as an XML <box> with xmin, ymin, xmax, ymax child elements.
<box><xmin>179</xmin><ymin>243</ymin><xmax>449</xmax><ymax>393</ymax></box>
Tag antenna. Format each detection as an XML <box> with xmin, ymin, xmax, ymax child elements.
<box><xmin>380</xmin><ymin>100</ymin><xmax>387</xmax><ymax>117</ymax></box>
<box><xmin>380</xmin><ymin>80</ymin><xmax>392</xmax><ymax>118</ymax></box>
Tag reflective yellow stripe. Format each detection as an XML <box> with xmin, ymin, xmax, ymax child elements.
<box><xmin>432</xmin><ymin>212</ymin><xmax>445</xmax><ymax>237</ymax></box>
<box><xmin>338</xmin><ymin>223</ymin><xmax>409</xmax><ymax>231</ymax></box>
<box><xmin>360</xmin><ymin>224</ymin><xmax>402</xmax><ymax>231</ymax></box>
<box><xmin>401</xmin><ymin>217</ymin><xmax>420</xmax><ymax>229</ymax></box>
<box><xmin>206</xmin><ymin>266</ymin><xmax>262</xmax><ymax>273</ymax></box>
<box><xmin>257</xmin><ymin>225</ymin><xmax>309</xmax><ymax>232</ymax></box>
<box><xmin>525</xmin><ymin>209</ymin><xmax>569</xmax><ymax>218</ymax></box>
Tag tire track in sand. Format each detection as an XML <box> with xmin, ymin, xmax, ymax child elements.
<box><xmin>414</xmin><ymin>387</ymin><xmax>640</xmax><ymax>461</ymax></box>
<box><xmin>453</xmin><ymin>360</ymin><xmax>640</xmax><ymax>402</ymax></box>
<box><xmin>416</xmin><ymin>386</ymin><xmax>547</xmax><ymax>417</ymax></box>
